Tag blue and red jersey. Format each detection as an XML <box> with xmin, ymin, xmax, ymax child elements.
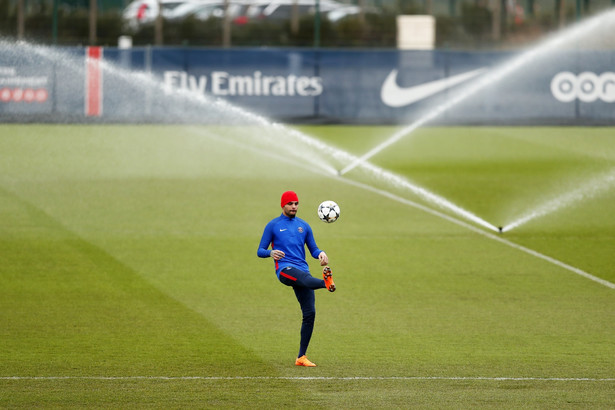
<box><xmin>257</xmin><ymin>213</ymin><xmax>322</xmax><ymax>277</ymax></box>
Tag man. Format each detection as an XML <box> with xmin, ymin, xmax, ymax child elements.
<box><xmin>257</xmin><ymin>190</ymin><xmax>335</xmax><ymax>367</ymax></box>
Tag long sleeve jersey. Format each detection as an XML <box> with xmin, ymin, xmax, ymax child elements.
<box><xmin>257</xmin><ymin>213</ymin><xmax>323</xmax><ymax>277</ymax></box>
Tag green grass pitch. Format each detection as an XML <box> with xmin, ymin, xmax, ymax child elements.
<box><xmin>1</xmin><ymin>124</ymin><xmax>614</xmax><ymax>408</ymax></box>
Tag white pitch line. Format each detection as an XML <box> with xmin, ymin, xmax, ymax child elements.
<box><xmin>337</xmin><ymin>177</ymin><xmax>615</xmax><ymax>290</ymax></box>
<box><xmin>1</xmin><ymin>376</ymin><xmax>613</xmax><ymax>382</ymax></box>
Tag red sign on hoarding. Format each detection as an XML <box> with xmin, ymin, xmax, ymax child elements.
<box><xmin>85</xmin><ymin>46</ymin><xmax>103</xmax><ymax>116</ymax></box>
<box><xmin>0</xmin><ymin>88</ymin><xmax>48</xmax><ymax>103</ymax></box>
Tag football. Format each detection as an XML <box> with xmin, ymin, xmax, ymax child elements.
<box><xmin>317</xmin><ymin>200</ymin><xmax>340</xmax><ymax>223</ymax></box>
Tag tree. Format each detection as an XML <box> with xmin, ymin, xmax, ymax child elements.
<box><xmin>155</xmin><ymin>0</ymin><xmax>163</xmax><ymax>45</ymax></box>
<box><xmin>89</xmin><ymin>0</ymin><xmax>97</xmax><ymax>44</ymax></box>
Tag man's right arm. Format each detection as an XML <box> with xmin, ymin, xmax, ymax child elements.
<box><xmin>257</xmin><ymin>222</ymin><xmax>274</xmax><ymax>258</ymax></box>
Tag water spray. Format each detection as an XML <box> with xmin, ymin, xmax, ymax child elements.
<box><xmin>339</xmin><ymin>8</ymin><xmax>615</xmax><ymax>176</ymax></box>
<box><xmin>356</xmin><ymin>160</ymin><xmax>501</xmax><ymax>232</ymax></box>
<box><xmin>501</xmin><ymin>167</ymin><xmax>615</xmax><ymax>232</ymax></box>
<box><xmin>12</xmin><ymin>40</ymin><xmax>344</xmax><ymax>176</ymax></box>
<box><xmin>1</xmin><ymin>39</ymin><xmax>499</xmax><ymax>233</ymax></box>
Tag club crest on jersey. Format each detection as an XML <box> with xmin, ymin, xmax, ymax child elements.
<box><xmin>297</xmin><ymin>227</ymin><xmax>304</xmax><ymax>233</ymax></box>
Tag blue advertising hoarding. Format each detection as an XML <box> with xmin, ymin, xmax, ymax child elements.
<box><xmin>1</xmin><ymin>45</ymin><xmax>613</xmax><ymax>124</ymax></box>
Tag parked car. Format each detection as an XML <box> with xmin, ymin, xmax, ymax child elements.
<box><xmin>326</xmin><ymin>4</ymin><xmax>362</xmax><ymax>22</ymax></box>
<box><xmin>165</xmin><ymin>0</ymin><xmax>248</xmax><ymax>22</ymax></box>
<box><xmin>123</xmin><ymin>0</ymin><xmax>371</xmax><ymax>29</ymax></box>
<box><xmin>123</xmin><ymin>0</ymin><xmax>205</xmax><ymax>28</ymax></box>
<box><xmin>240</xmin><ymin>0</ymin><xmax>363</xmax><ymax>23</ymax></box>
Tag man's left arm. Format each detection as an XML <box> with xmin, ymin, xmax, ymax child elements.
<box><xmin>305</xmin><ymin>225</ymin><xmax>328</xmax><ymax>266</ymax></box>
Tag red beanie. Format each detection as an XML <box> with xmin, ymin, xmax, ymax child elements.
<box><xmin>281</xmin><ymin>191</ymin><xmax>299</xmax><ymax>207</ymax></box>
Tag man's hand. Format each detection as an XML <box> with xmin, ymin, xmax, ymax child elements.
<box><xmin>318</xmin><ymin>251</ymin><xmax>329</xmax><ymax>266</ymax></box>
<box><xmin>270</xmin><ymin>250</ymin><xmax>285</xmax><ymax>261</ymax></box>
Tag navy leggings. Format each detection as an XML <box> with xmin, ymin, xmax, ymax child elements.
<box><xmin>278</xmin><ymin>266</ymin><xmax>326</xmax><ymax>358</ymax></box>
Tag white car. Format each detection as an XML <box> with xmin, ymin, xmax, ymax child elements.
<box><xmin>326</xmin><ymin>4</ymin><xmax>361</xmax><ymax>22</ymax></box>
<box><xmin>123</xmin><ymin>0</ymin><xmax>203</xmax><ymax>28</ymax></box>
<box><xmin>123</xmin><ymin>0</ymin><xmax>366</xmax><ymax>28</ymax></box>
<box><xmin>242</xmin><ymin>0</ymin><xmax>361</xmax><ymax>23</ymax></box>
<box><xmin>165</xmin><ymin>0</ymin><xmax>247</xmax><ymax>22</ymax></box>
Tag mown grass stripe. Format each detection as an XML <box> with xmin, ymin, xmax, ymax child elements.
<box><xmin>2</xmin><ymin>376</ymin><xmax>614</xmax><ymax>382</ymax></box>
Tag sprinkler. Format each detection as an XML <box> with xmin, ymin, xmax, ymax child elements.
<box><xmin>498</xmin><ymin>226</ymin><xmax>503</xmax><ymax>233</ymax></box>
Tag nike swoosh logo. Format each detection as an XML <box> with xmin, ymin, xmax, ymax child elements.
<box><xmin>380</xmin><ymin>68</ymin><xmax>487</xmax><ymax>108</ymax></box>
<box><xmin>280</xmin><ymin>229</ymin><xmax>287</xmax><ymax>231</ymax></box>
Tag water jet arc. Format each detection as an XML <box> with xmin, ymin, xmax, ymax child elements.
<box><xmin>339</xmin><ymin>9</ymin><xmax>615</xmax><ymax>176</ymax></box>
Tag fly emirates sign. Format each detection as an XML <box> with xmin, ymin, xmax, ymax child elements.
<box><xmin>164</xmin><ymin>70</ymin><xmax>323</xmax><ymax>97</ymax></box>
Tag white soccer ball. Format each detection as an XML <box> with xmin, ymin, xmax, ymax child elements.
<box><xmin>317</xmin><ymin>200</ymin><xmax>340</xmax><ymax>223</ymax></box>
